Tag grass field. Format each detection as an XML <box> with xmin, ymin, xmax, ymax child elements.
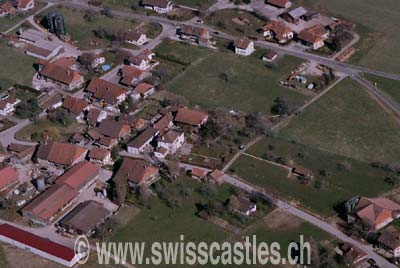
<box><xmin>36</xmin><ymin>6</ymin><xmax>159</xmax><ymax>50</ymax></box>
<box><xmin>15</xmin><ymin>119</ymin><xmax>85</xmax><ymax>143</ymax></box>
<box><xmin>174</xmin><ymin>0</ymin><xmax>216</xmax><ymax>9</ymax></box>
<box><xmin>298</xmin><ymin>0</ymin><xmax>400</xmax><ymax>75</ymax></box>
<box><xmin>159</xmin><ymin>42</ymin><xmax>309</xmax><ymax>114</ymax></box>
<box><xmin>279</xmin><ymin>78</ymin><xmax>400</xmax><ymax>163</ymax></box>
<box><xmin>0</xmin><ymin>39</ymin><xmax>36</xmax><ymax>88</ymax></box>
<box><xmin>364</xmin><ymin>74</ymin><xmax>400</xmax><ymax>105</ymax></box>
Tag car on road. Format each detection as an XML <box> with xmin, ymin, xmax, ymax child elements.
<box><xmin>239</xmin><ymin>145</ymin><xmax>245</xmax><ymax>150</ymax></box>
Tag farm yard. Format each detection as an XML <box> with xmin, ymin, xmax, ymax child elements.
<box><xmin>299</xmin><ymin>0</ymin><xmax>400</xmax><ymax>75</ymax></box>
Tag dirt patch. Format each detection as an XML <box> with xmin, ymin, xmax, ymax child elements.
<box><xmin>264</xmin><ymin>209</ymin><xmax>303</xmax><ymax>231</ymax></box>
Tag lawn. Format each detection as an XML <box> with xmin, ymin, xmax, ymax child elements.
<box><xmin>174</xmin><ymin>0</ymin><xmax>216</xmax><ymax>9</ymax></box>
<box><xmin>279</xmin><ymin>78</ymin><xmax>400</xmax><ymax>164</ymax></box>
<box><xmin>36</xmin><ymin>6</ymin><xmax>159</xmax><ymax>50</ymax></box>
<box><xmin>15</xmin><ymin>119</ymin><xmax>85</xmax><ymax>143</ymax></box>
<box><xmin>165</xmin><ymin>49</ymin><xmax>309</xmax><ymax>114</ymax></box>
<box><xmin>205</xmin><ymin>9</ymin><xmax>266</xmax><ymax>38</ymax></box>
<box><xmin>298</xmin><ymin>0</ymin><xmax>400</xmax><ymax>75</ymax></box>
<box><xmin>364</xmin><ymin>74</ymin><xmax>400</xmax><ymax>105</ymax></box>
<box><xmin>0</xmin><ymin>39</ymin><xmax>36</xmax><ymax>88</ymax></box>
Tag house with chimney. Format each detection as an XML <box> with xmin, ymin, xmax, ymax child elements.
<box><xmin>86</xmin><ymin>78</ymin><xmax>127</xmax><ymax>107</ymax></box>
<box><xmin>114</xmin><ymin>157</ymin><xmax>159</xmax><ymax>187</ymax></box>
<box><xmin>79</xmin><ymin>53</ymin><xmax>105</xmax><ymax>68</ymax></box>
<box><xmin>62</xmin><ymin>96</ymin><xmax>90</xmax><ymax>121</ymax></box>
<box><xmin>377</xmin><ymin>227</ymin><xmax>400</xmax><ymax>258</ymax></box>
<box><xmin>127</xmin><ymin>53</ymin><xmax>152</xmax><ymax>70</ymax></box>
<box><xmin>234</xmin><ymin>38</ymin><xmax>255</xmax><ymax>56</ymax></box>
<box><xmin>141</xmin><ymin>0</ymin><xmax>173</xmax><ymax>14</ymax></box>
<box><xmin>263</xmin><ymin>20</ymin><xmax>294</xmax><ymax>44</ymax></box>
<box><xmin>37</xmin><ymin>60</ymin><xmax>84</xmax><ymax>90</ymax></box>
<box><xmin>297</xmin><ymin>24</ymin><xmax>329</xmax><ymax>50</ymax></box>
<box><xmin>36</xmin><ymin>141</ymin><xmax>88</xmax><ymax>167</ymax></box>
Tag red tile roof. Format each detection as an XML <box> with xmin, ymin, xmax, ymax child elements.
<box><xmin>114</xmin><ymin>158</ymin><xmax>158</xmax><ymax>184</ymax></box>
<box><xmin>40</xmin><ymin>62</ymin><xmax>83</xmax><ymax>86</ymax></box>
<box><xmin>0</xmin><ymin>166</ymin><xmax>18</xmax><ymax>191</ymax></box>
<box><xmin>0</xmin><ymin>96</ymin><xmax>18</xmax><ymax>110</ymax></box>
<box><xmin>134</xmin><ymin>82</ymin><xmax>154</xmax><ymax>94</ymax></box>
<box><xmin>87</xmin><ymin>78</ymin><xmax>127</xmax><ymax>105</ymax></box>
<box><xmin>356</xmin><ymin>197</ymin><xmax>400</xmax><ymax>229</ymax></box>
<box><xmin>87</xmin><ymin>107</ymin><xmax>101</xmax><ymax>125</ymax></box>
<box><xmin>234</xmin><ymin>38</ymin><xmax>252</xmax><ymax>49</ymax></box>
<box><xmin>191</xmin><ymin>167</ymin><xmax>208</xmax><ymax>178</ymax></box>
<box><xmin>97</xmin><ymin>119</ymin><xmax>131</xmax><ymax>139</ymax></box>
<box><xmin>174</xmin><ymin>107</ymin><xmax>208</xmax><ymax>126</ymax></box>
<box><xmin>36</xmin><ymin>141</ymin><xmax>88</xmax><ymax>166</ymax></box>
<box><xmin>62</xmin><ymin>96</ymin><xmax>89</xmax><ymax>115</ymax></box>
<box><xmin>121</xmin><ymin>65</ymin><xmax>144</xmax><ymax>78</ymax></box>
<box><xmin>56</xmin><ymin>161</ymin><xmax>99</xmax><ymax>191</ymax></box>
<box><xmin>263</xmin><ymin>20</ymin><xmax>292</xmax><ymax>41</ymax></box>
<box><xmin>298</xmin><ymin>24</ymin><xmax>327</xmax><ymax>44</ymax></box>
<box><xmin>52</xmin><ymin>57</ymin><xmax>76</xmax><ymax>69</ymax></box>
<box><xmin>88</xmin><ymin>147</ymin><xmax>110</xmax><ymax>161</ymax></box>
<box><xmin>15</xmin><ymin>0</ymin><xmax>33</xmax><ymax>9</ymax></box>
<box><xmin>0</xmin><ymin>224</ymin><xmax>76</xmax><ymax>262</ymax></box>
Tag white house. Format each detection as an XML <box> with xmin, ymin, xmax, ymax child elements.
<box><xmin>142</xmin><ymin>0</ymin><xmax>173</xmax><ymax>14</ymax></box>
<box><xmin>157</xmin><ymin>130</ymin><xmax>185</xmax><ymax>154</ymax></box>
<box><xmin>128</xmin><ymin>54</ymin><xmax>151</xmax><ymax>70</ymax></box>
<box><xmin>234</xmin><ymin>38</ymin><xmax>255</xmax><ymax>56</ymax></box>
<box><xmin>229</xmin><ymin>196</ymin><xmax>257</xmax><ymax>216</ymax></box>
<box><xmin>125</xmin><ymin>30</ymin><xmax>148</xmax><ymax>46</ymax></box>
<box><xmin>0</xmin><ymin>96</ymin><xmax>21</xmax><ymax>116</ymax></box>
<box><xmin>127</xmin><ymin>127</ymin><xmax>159</xmax><ymax>155</ymax></box>
<box><xmin>88</xmin><ymin>147</ymin><xmax>113</xmax><ymax>166</ymax></box>
<box><xmin>133</xmin><ymin>82</ymin><xmax>155</xmax><ymax>100</ymax></box>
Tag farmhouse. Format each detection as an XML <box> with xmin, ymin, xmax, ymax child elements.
<box><xmin>62</xmin><ymin>96</ymin><xmax>90</xmax><ymax>120</ymax></box>
<box><xmin>208</xmin><ymin>169</ymin><xmax>224</xmax><ymax>185</ymax></box>
<box><xmin>0</xmin><ymin>166</ymin><xmax>19</xmax><ymax>193</ymax></box>
<box><xmin>88</xmin><ymin>147</ymin><xmax>113</xmax><ymax>165</ymax></box>
<box><xmin>133</xmin><ymin>82</ymin><xmax>155</xmax><ymax>100</ymax></box>
<box><xmin>262</xmin><ymin>50</ymin><xmax>278</xmax><ymax>62</ymax></box>
<box><xmin>377</xmin><ymin>228</ymin><xmax>400</xmax><ymax>258</ymax></box>
<box><xmin>263</xmin><ymin>20</ymin><xmax>293</xmax><ymax>43</ymax></box>
<box><xmin>0</xmin><ymin>96</ymin><xmax>21</xmax><ymax>116</ymax></box>
<box><xmin>297</xmin><ymin>24</ymin><xmax>329</xmax><ymax>50</ymax></box>
<box><xmin>0</xmin><ymin>224</ymin><xmax>81</xmax><ymax>267</ymax></box>
<box><xmin>87</xmin><ymin>78</ymin><xmax>127</xmax><ymax>106</ymax></box>
<box><xmin>174</xmin><ymin>107</ymin><xmax>208</xmax><ymax>127</ymax></box>
<box><xmin>21</xmin><ymin>183</ymin><xmax>77</xmax><ymax>225</ymax></box>
<box><xmin>179</xmin><ymin>25</ymin><xmax>212</xmax><ymax>45</ymax></box>
<box><xmin>97</xmin><ymin>119</ymin><xmax>131</xmax><ymax>140</ymax></box>
<box><xmin>79</xmin><ymin>53</ymin><xmax>105</xmax><ymax>68</ymax></box>
<box><xmin>141</xmin><ymin>0</ymin><xmax>173</xmax><ymax>14</ymax></box>
<box><xmin>125</xmin><ymin>30</ymin><xmax>148</xmax><ymax>46</ymax></box>
<box><xmin>282</xmin><ymin>6</ymin><xmax>308</xmax><ymax>24</ymax></box>
<box><xmin>36</xmin><ymin>141</ymin><xmax>88</xmax><ymax>167</ymax></box>
<box><xmin>229</xmin><ymin>195</ymin><xmax>257</xmax><ymax>216</ymax></box>
<box><xmin>349</xmin><ymin>197</ymin><xmax>400</xmax><ymax>230</ymax></box>
<box><xmin>234</xmin><ymin>38</ymin><xmax>255</xmax><ymax>56</ymax></box>
<box><xmin>190</xmin><ymin>168</ymin><xmax>208</xmax><ymax>180</ymax></box>
<box><xmin>266</xmin><ymin>0</ymin><xmax>291</xmax><ymax>9</ymax></box>
<box><xmin>58</xmin><ymin>200</ymin><xmax>112</xmax><ymax>236</ymax></box>
<box><xmin>114</xmin><ymin>157</ymin><xmax>159</xmax><ymax>187</ymax></box>
<box><xmin>38</xmin><ymin>61</ymin><xmax>84</xmax><ymax>90</ymax></box>
<box><xmin>127</xmin><ymin>127</ymin><xmax>159</xmax><ymax>154</ymax></box>
<box><xmin>55</xmin><ymin>161</ymin><xmax>100</xmax><ymax>193</ymax></box>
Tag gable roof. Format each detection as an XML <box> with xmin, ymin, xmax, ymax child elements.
<box><xmin>40</xmin><ymin>62</ymin><xmax>82</xmax><ymax>86</ymax></box>
<box><xmin>128</xmin><ymin>127</ymin><xmax>159</xmax><ymax>148</ymax></box>
<box><xmin>0</xmin><ymin>166</ymin><xmax>18</xmax><ymax>191</ymax></box>
<box><xmin>154</xmin><ymin>113</ymin><xmax>173</xmax><ymax>132</ymax></box>
<box><xmin>0</xmin><ymin>96</ymin><xmax>19</xmax><ymax>110</ymax></box>
<box><xmin>288</xmin><ymin>6</ymin><xmax>308</xmax><ymax>20</ymax></box>
<box><xmin>87</xmin><ymin>78</ymin><xmax>127</xmax><ymax>105</ymax></box>
<box><xmin>355</xmin><ymin>197</ymin><xmax>400</xmax><ymax>228</ymax></box>
<box><xmin>174</xmin><ymin>107</ymin><xmax>208</xmax><ymax>126</ymax></box>
<box><xmin>62</xmin><ymin>96</ymin><xmax>89</xmax><ymax>115</ymax></box>
<box><xmin>97</xmin><ymin>119</ymin><xmax>131</xmax><ymax>138</ymax></box>
<box><xmin>88</xmin><ymin>147</ymin><xmax>110</xmax><ymax>161</ymax></box>
<box><xmin>263</xmin><ymin>20</ymin><xmax>292</xmax><ymax>41</ymax></box>
<box><xmin>36</xmin><ymin>141</ymin><xmax>88</xmax><ymax>166</ymax></box>
<box><xmin>181</xmin><ymin>25</ymin><xmax>209</xmax><ymax>38</ymax></box>
<box><xmin>298</xmin><ymin>24</ymin><xmax>327</xmax><ymax>44</ymax></box>
<box><xmin>125</xmin><ymin>30</ymin><xmax>145</xmax><ymax>41</ymax></box>
<box><xmin>134</xmin><ymin>82</ymin><xmax>154</xmax><ymax>94</ymax></box>
<box><xmin>87</xmin><ymin>107</ymin><xmax>101</xmax><ymax>125</ymax></box>
<box><xmin>56</xmin><ymin>161</ymin><xmax>99</xmax><ymax>191</ymax></box>
<box><xmin>234</xmin><ymin>38</ymin><xmax>252</xmax><ymax>49</ymax></box>
<box><xmin>114</xmin><ymin>157</ymin><xmax>158</xmax><ymax>184</ymax></box>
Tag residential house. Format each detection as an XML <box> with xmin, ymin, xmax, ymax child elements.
<box><xmin>0</xmin><ymin>96</ymin><xmax>21</xmax><ymax>116</ymax></box>
<box><xmin>141</xmin><ymin>0</ymin><xmax>173</xmax><ymax>14</ymax></box>
<box><xmin>133</xmin><ymin>82</ymin><xmax>155</xmax><ymax>100</ymax></box>
<box><xmin>297</xmin><ymin>24</ymin><xmax>329</xmax><ymax>50</ymax></box>
<box><xmin>157</xmin><ymin>130</ymin><xmax>184</xmax><ymax>154</ymax></box>
<box><xmin>87</xmin><ymin>78</ymin><xmax>127</xmax><ymax>106</ymax></box>
<box><xmin>291</xmin><ymin>165</ymin><xmax>314</xmax><ymax>180</ymax></box>
<box><xmin>349</xmin><ymin>197</ymin><xmax>400</xmax><ymax>230</ymax></box>
<box><xmin>266</xmin><ymin>0</ymin><xmax>291</xmax><ymax>9</ymax></box>
<box><xmin>179</xmin><ymin>25</ymin><xmax>212</xmax><ymax>45</ymax></box>
<box><xmin>79</xmin><ymin>53</ymin><xmax>105</xmax><ymax>68</ymax></box>
<box><xmin>0</xmin><ymin>2</ymin><xmax>16</xmax><ymax>17</ymax></box>
<box><xmin>0</xmin><ymin>224</ymin><xmax>81</xmax><ymax>267</ymax></box>
<box><xmin>0</xmin><ymin>166</ymin><xmax>19</xmax><ymax>193</ymax></box>
<box><xmin>55</xmin><ymin>161</ymin><xmax>100</xmax><ymax>193</ymax></box>
<box><xmin>119</xmin><ymin>114</ymin><xmax>146</xmax><ymax>131</ymax></box>
<box><xmin>119</xmin><ymin>65</ymin><xmax>147</xmax><ymax>87</ymax></box>
<box><xmin>263</xmin><ymin>20</ymin><xmax>293</xmax><ymax>43</ymax></box>
<box><xmin>14</xmin><ymin>0</ymin><xmax>35</xmax><ymax>11</ymax></box>
<box><xmin>125</xmin><ymin>30</ymin><xmax>148</xmax><ymax>46</ymax></box>
<box><xmin>208</xmin><ymin>169</ymin><xmax>224</xmax><ymax>185</ymax></box>
<box><xmin>114</xmin><ymin>157</ymin><xmax>159</xmax><ymax>187</ymax></box>
<box><xmin>234</xmin><ymin>38</ymin><xmax>255</xmax><ymax>56</ymax></box>
<box><xmin>127</xmin><ymin>127</ymin><xmax>159</xmax><ymax>154</ymax></box>
<box><xmin>190</xmin><ymin>168</ymin><xmax>208</xmax><ymax>180</ymax></box>
<box><xmin>36</xmin><ymin>141</ymin><xmax>88</xmax><ymax>167</ymax></box>
<box><xmin>153</xmin><ymin>112</ymin><xmax>173</xmax><ymax>133</ymax></box>
<box><xmin>127</xmin><ymin>53</ymin><xmax>151</xmax><ymax>70</ymax></box>
<box><xmin>282</xmin><ymin>6</ymin><xmax>308</xmax><ymax>24</ymax></box>
<box><xmin>86</xmin><ymin>107</ymin><xmax>107</xmax><ymax>126</ymax></box>
<box><xmin>37</xmin><ymin>61</ymin><xmax>84</xmax><ymax>90</ymax></box>
<box><xmin>174</xmin><ymin>107</ymin><xmax>208</xmax><ymax>127</ymax></box>
<box><xmin>88</xmin><ymin>147</ymin><xmax>113</xmax><ymax>165</ymax></box>
<box><xmin>377</xmin><ymin>228</ymin><xmax>400</xmax><ymax>258</ymax></box>
<box><xmin>262</xmin><ymin>50</ymin><xmax>278</xmax><ymax>62</ymax></box>
<box><xmin>97</xmin><ymin>119</ymin><xmax>131</xmax><ymax>140</ymax></box>
<box><xmin>98</xmin><ymin>136</ymin><xmax>118</xmax><ymax>149</ymax></box>
<box><xmin>335</xmin><ymin>243</ymin><xmax>368</xmax><ymax>268</ymax></box>
<box><xmin>8</xmin><ymin>143</ymin><xmax>36</xmax><ymax>162</ymax></box>
<box><xmin>229</xmin><ymin>195</ymin><xmax>257</xmax><ymax>216</ymax></box>
<box><xmin>58</xmin><ymin>200</ymin><xmax>112</xmax><ymax>236</ymax></box>
<box><xmin>21</xmin><ymin>183</ymin><xmax>77</xmax><ymax>225</ymax></box>
<box><xmin>62</xmin><ymin>96</ymin><xmax>90</xmax><ymax>121</ymax></box>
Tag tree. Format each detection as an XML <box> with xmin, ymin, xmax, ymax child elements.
<box><xmin>47</xmin><ymin>108</ymin><xmax>73</xmax><ymax>126</ymax></box>
<box><xmin>245</xmin><ymin>112</ymin><xmax>272</xmax><ymax>135</ymax></box>
<box><xmin>199</xmin><ymin>119</ymin><xmax>222</xmax><ymax>141</ymax></box>
<box><xmin>271</xmin><ymin>96</ymin><xmax>291</xmax><ymax>115</ymax></box>
<box><xmin>15</xmin><ymin>98</ymin><xmax>40</xmax><ymax>118</ymax></box>
<box><xmin>199</xmin><ymin>183</ymin><xmax>218</xmax><ymax>197</ymax></box>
